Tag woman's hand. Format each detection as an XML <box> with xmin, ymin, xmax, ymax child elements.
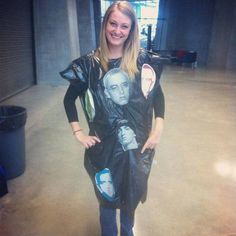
<box><xmin>74</xmin><ymin>131</ymin><xmax>101</xmax><ymax>149</ymax></box>
<box><xmin>70</xmin><ymin>122</ymin><xmax>101</xmax><ymax>149</ymax></box>
<box><xmin>141</xmin><ymin>117</ymin><xmax>164</xmax><ymax>154</ymax></box>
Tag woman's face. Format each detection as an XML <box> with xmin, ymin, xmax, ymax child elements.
<box><xmin>105</xmin><ymin>9</ymin><xmax>132</xmax><ymax>50</ymax></box>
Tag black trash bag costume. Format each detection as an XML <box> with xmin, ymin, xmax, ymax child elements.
<box><xmin>61</xmin><ymin>49</ymin><xmax>165</xmax><ymax>212</ymax></box>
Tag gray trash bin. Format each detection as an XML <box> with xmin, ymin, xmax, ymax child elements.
<box><xmin>0</xmin><ymin>106</ymin><xmax>27</xmax><ymax>179</ymax></box>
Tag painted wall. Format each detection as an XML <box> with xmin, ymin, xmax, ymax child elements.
<box><xmin>156</xmin><ymin>0</ymin><xmax>236</xmax><ymax>71</ymax></box>
<box><xmin>76</xmin><ymin>0</ymin><xmax>96</xmax><ymax>56</ymax></box>
<box><xmin>208</xmin><ymin>0</ymin><xmax>236</xmax><ymax>70</ymax></box>
<box><xmin>33</xmin><ymin>0</ymin><xmax>80</xmax><ymax>85</ymax></box>
<box><xmin>226</xmin><ymin>2</ymin><xmax>236</xmax><ymax>71</ymax></box>
<box><xmin>157</xmin><ymin>0</ymin><xmax>215</xmax><ymax>66</ymax></box>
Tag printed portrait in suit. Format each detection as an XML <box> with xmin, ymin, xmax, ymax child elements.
<box><xmin>95</xmin><ymin>168</ymin><xmax>115</xmax><ymax>201</ymax></box>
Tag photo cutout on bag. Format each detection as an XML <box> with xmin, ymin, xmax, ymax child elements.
<box><xmin>103</xmin><ymin>68</ymin><xmax>130</xmax><ymax>106</ymax></box>
<box><xmin>95</xmin><ymin>168</ymin><xmax>115</xmax><ymax>201</ymax></box>
<box><xmin>117</xmin><ymin>119</ymin><xmax>138</xmax><ymax>151</ymax></box>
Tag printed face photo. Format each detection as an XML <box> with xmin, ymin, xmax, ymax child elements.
<box><xmin>117</xmin><ymin>125</ymin><xmax>138</xmax><ymax>151</ymax></box>
<box><xmin>103</xmin><ymin>69</ymin><xmax>130</xmax><ymax>105</ymax></box>
<box><xmin>95</xmin><ymin>168</ymin><xmax>115</xmax><ymax>201</ymax></box>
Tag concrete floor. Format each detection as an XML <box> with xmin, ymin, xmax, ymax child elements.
<box><xmin>0</xmin><ymin>65</ymin><xmax>236</xmax><ymax>236</ymax></box>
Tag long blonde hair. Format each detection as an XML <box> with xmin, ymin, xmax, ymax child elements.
<box><xmin>97</xmin><ymin>1</ymin><xmax>140</xmax><ymax>79</ymax></box>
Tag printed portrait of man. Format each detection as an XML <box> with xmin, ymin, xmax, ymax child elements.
<box><xmin>103</xmin><ymin>68</ymin><xmax>130</xmax><ymax>106</ymax></box>
<box><xmin>95</xmin><ymin>168</ymin><xmax>115</xmax><ymax>201</ymax></box>
<box><xmin>117</xmin><ymin>119</ymin><xmax>138</xmax><ymax>151</ymax></box>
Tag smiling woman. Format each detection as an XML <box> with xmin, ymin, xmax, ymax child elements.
<box><xmin>105</xmin><ymin>10</ymin><xmax>132</xmax><ymax>52</ymax></box>
<box><xmin>61</xmin><ymin>1</ymin><xmax>165</xmax><ymax>235</ymax></box>
<box><xmin>99</xmin><ymin>0</ymin><xmax>140</xmax><ymax>78</ymax></box>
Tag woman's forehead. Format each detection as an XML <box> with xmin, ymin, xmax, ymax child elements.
<box><xmin>108</xmin><ymin>9</ymin><xmax>132</xmax><ymax>25</ymax></box>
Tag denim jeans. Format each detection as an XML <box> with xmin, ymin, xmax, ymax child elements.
<box><xmin>99</xmin><ymin>206</ymin><xmax>134</xmax><ymax>236</ymax></box>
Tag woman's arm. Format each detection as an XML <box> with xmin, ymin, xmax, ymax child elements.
<box><xmin>141</xmin><ymin>84</ymin><xmax>165</xmax><ymax>153</ymax></box>
<box><xmin>141</xmin><ymin>117</ymin><xmax>164</xmax><ymax>153</ymax></box>
<box><xmin>64</xmin><ymin>84</ymin><xmax>100</xmax><ymax>149</ymax></box>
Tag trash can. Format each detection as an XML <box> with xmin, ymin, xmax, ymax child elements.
<box><xmin>0</xmin><ymin>165</ymin><xmax>8</xmax><ymax>197</ymax></box>
<box><xmin>0</xmin><ymin>106</ymin><xmax>27</xmax><ymax>180</ymax></box>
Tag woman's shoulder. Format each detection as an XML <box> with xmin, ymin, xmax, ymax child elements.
<box><xmin>137</xmin><ymin>48</ymin><xmax>153</xmax><ymax>64</ymax></box>
<box><xmin>138</xmin><ymin>48</ymin><xmax>162</xmax><ymax>62</ymax></box>
<box><xmin>138</xmin><ymin>48</ymin><xmax>149</xmax><ymax>58</ymax></box>
<box><xmin>73</xmin><ymin>50</ymin><xmax>99</xmax><ymax>64</ymax></box>
<box><xmin>60</xmin><ymin>50</ymin><xmax>100</xmax><ymax>83</ymax></box>
<box><xmin>137</xmin><ymin>48</ymin><xmax>164</xmax><ymax>76</ymax></box>
<box><xmin>138</xmin><ymin>48</ymin><xmax>163</xmax><ymax>66</ymax></box>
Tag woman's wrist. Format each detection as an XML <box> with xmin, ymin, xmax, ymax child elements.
<box><xmin>73</xmin><ymin>129</ymin><xmax>83</xmax><ymax>135</ymax></box>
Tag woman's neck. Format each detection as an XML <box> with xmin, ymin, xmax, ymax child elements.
<box><xmin>108</xmin><ymin>45</ymin><xmax>123</xmax><ymax>59</ymax></box>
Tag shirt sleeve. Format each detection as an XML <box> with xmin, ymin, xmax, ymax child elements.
<box><xmin>145</xmin><ymin>50</ymin><xmax>165</xmax><ymax>119</ymax></box>
<box><xmin>63</xmin><ymin>83</ymin><xmax>81</xmax><ymax>122</ymax></box>
<box><xmin>153</xmin><ymin>84</ymin><xmax>165</xmax><ymax>119</ymax></box>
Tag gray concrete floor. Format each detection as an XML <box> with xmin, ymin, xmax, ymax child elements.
<box><xmin>0</xmin><ymin>66</ymin><xmax>236</xmax><ymax>236</ymax></box>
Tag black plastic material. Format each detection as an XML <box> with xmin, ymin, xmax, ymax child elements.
<box><xmin>0</xmin><ymin>106</ymin><xmax>27</xmax><ymax>179</ymax></box>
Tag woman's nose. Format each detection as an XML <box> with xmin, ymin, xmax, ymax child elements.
<box><xmin>113</xmin><ymin>26</ymin><xmax>122</xmax><ymax>34</ymax></box>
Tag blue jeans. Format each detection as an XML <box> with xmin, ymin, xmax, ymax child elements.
<box><xmin>99</xmin><ymin>206</ymin><xmax>135</xmax><ymax>236</ymax></box>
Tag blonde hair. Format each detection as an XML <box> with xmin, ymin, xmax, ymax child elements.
<box><xmin>97</xmin><ymin>1</ymin><xmax>140</xmax><ymax>79</ymax></box>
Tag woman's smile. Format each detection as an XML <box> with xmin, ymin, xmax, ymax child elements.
<box><xmin>105</xmin><ymin>10</ymin><xmax>132</xmax><ymax>49</ymax></box>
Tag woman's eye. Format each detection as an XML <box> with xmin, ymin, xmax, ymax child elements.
<box><xmin>110</xmin><ymin>22</ymin><xmax>117</xmax><ymax>27</ymax></box>
<box><xmin>121</xmin><ymin>25</ymin><xmax>129</xmax><ymax>29</ymax></box>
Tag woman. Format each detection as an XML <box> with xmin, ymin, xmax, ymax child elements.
<box><xmin>61</xmin><ymin>1</ymin><xmax>165</xmax><ymax>235</ymax></box>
